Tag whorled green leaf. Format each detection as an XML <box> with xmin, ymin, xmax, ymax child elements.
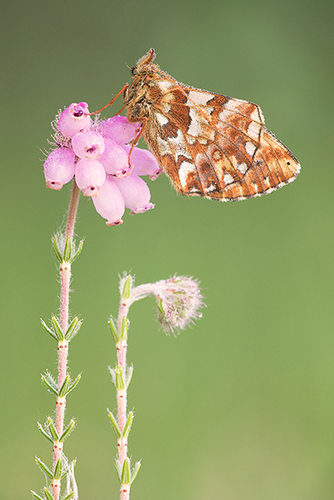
<box><xmin>115</xmin><ymin>365</ymin><xmax>125</xmax><ymax>391</ymax></box>
<box><xmin>43</xmin><ymin>487</ymin><xmax>53</xmax><ymax>500</ymax></box>
<box><xmin>121</xmin><ymin>457</ymin><xmax>130</xmax><ymax>485</ymax></box>
<box><xmin>42</xmin><ymin>371</ymin><xmax>58</xmax><ymax>395</ymax></box>
<box><xmin>58</xmin><ymin>375</ymin><xmax>70</xmax><ymax>398</ymax></box>
<box><xmin>59</xmin><ymin>419</ymin><xmax>75</xmax><ymax>443</ymax></box>
<box><xmin>109</xmin><ymin>316</ymin><xmax>119</xmax><ymax>343</ymax></box>
<box><xmin>63</xmin><ymin>492</ymin><xmax>75</xmax><ymax>500</ymax></box>
<box><xmin>67</xmin><ymin>373</ymin><xmax>81</xmax><ymax>394</ymax></box>
<box><xmin>122</xmin><ymin>276</ymin><xmax>132</xmax><ymax>300</ymax></box>
<box><xmin>53</xmin><ymin>458</ymin><xmax>62</xmax><ymax>480</ymax></box>
<box><xmin>37</xmin><ymin>422</ymin><xmax>53</xmax><ymax>444</ymax></box>
<box><xmin>35</xmin><ymin>457</ymin><xmax>52</xmax><ymax>478</ymax></box>
<box><xmin>63</xmin><ymin>237</ymin><xmax>71</xmax><ymax>262</ymax></box>
<box><xmin>70</xmin><ymin>238</ymin><xmax>84</xmax><ymax>264</ymax></box>
<box><xmin>47</xmin><ymin>417</ymin><xmax>59</xmax><ymax>441</ymax></box>
<box><xmin>130</xmin><ymin>461</ymin><xmax>141</xmax><ymax>486</ymax></box>
<box><xmin>65</xmin><ymin>317</ymin><xmax>82</xmax><ymax>341</ymax></box>
<box><xmin>51</xmin><ymin>316</ymin><xmax>64</xmax><ymax>341</ymax></box>
<box><xmin>122</xmin><ymin>411</ymin><xmax>133</xmax><ymax>439</ymax></box>
<box><xmin>107</xmin><ymin>409</ymin><xmax>121</xmax><ymax>438</ymax></box>
<box><xmin>40</xmin><ymin>319</ymin><xmax>58</xmax><ymax>341</ymax></box>
<box><xmin>30</xmin><ymin>490</ymin><xmax>44</xmax><ymax>500</ymax></box>
<box><xmin>53</xmin><ymin>236</ymin><xmax>63</xmax><ymax>263</ymax></box>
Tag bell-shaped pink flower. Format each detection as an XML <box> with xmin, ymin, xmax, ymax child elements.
<box><xmin>58</xmin><ymin>102</ymin><xmax>91</xmax><ymax>138</ymax></box>
<box><xmin>123</xmin><ymin>146</ymin><xmax>162</xmax><ymax>180</ymax></box>
<box><xmin>113</xmin><ymin>174</ymin><xmax>154</xmax><ymax>214</ymax></box>
<box><xmin>96</xmin><ymin>115</ymin><xmax>141</xmax><ymax>145</ymax></box>
<box><xmin>93</xmin><ymin>177</ymin><xmax>125</xmax><ymax>226</ymax></box>
<box><xmin>75</xmin><ymin>159</ymin><xmax>106</xmax><ymax>197</ymax></box>
<box><xmin>99</xmin><ymin>138</ymin><xmax>129</xmax><ymax>177</ymax></box>
<box><xmin>43</xmin><ymin>147</ymin><xmax>75</xmax><ymax>190</ymax></box>
<box><xmin>72</xmin><ymin>131</ymin><xmax>105</xmax><ymax>159</ymax></box>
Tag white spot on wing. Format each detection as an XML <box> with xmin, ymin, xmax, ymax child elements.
<box><xmin>224</xmin><ymin>173</ymin><xmax>234</xmax><ymax>185</ymax></box>
<box><xmin>157</xmin><ymin>135</ymin><xmax>171</xmax><ymax>155</ymax></box>
<box><xmin>218</xmin><ymin>109</ymin><xmax>231</xmax><ymax>122</ymax></box>
<box><xmin>245</xmin><ymin>141</ymin><xmax>256</xmax><ymax>156</ymax></box>
<box><xmin>187</xmin><ymin>90</ymin><xmax>212</xmax><ymax>106</ymax></box>
<box><xmin>205</xmin><ymin>183</ymin><xmax>217</xmax><ymax>193</ymax></box>
<box><xmin>224</xmin><ymin>98</ymin><xmax>245</xmax><ymax>111</ymax></box>
<box><xmin>250</xmin><ymin>106</ymin><xmax>265</xmax><ymax>123</ymax></box>
<box><xmin>156</xmin><ymin>113</ymin><xmax>169</xmax><ymax>126</ymax></box>
<box><xmin>247</xmin><ymin>121</ymin><xmax>261</xmax><ymax>140</ymax></box>
<box><xmin>179</xmin><ymin>161</ymin><xmax>196</xmax><ymax>189</ymax></box>
<box><xmin>187</xmin><ymin>108</ymin><xmax>202</xmax><ymax>137</ymax></box>
<box><xmin>237</xmin><ymin>162</ymin><xmax>248</xmax><ymax>174</ymax></box>
<box><xmin>158</xmin><ymin>81</ymin><xmax>174</xmax><ymax>92</ymax></box>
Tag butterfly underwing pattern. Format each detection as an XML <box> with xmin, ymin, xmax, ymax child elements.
<box><xmin>123</xmin><ymin>49</ymin><xmax>300</xmax><ymax>201</ymax></box>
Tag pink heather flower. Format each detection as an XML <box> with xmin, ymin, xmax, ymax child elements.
<box><xmin>43</xmin><ymin>147</ymin><xmax>75</xmax><ymax>190</ymax></box>
<box><xmin>95</xmin><ymin>115</ymin><xmax>141</xmax><ymax>145</ymax></box>
<box><xmin>43</xmin><ymin>103</ymin><xmax>162</xmax><ymax>225</ymax></box>
<box><xmin>58</xmin><ymin>102</ymin><xmax>91</xmax><ymax>137</ymax></box>
<box><xmin>72</xmin><ymin>131</ymin><xmax>105</xmax><ymax>159</ymax></box>
<box><xmin>99</xmin><ymin>138</ymin><xmax>129</xmax><ymax>177</ymax></box>
<box><xmin>75</xmin><ymin>159</ymin><xmax>106</xmax><ymax>197</ymax></box>
<box><xmin>92</xmin><ymin>177</ymin><xmax>125</xmax><ymax>226</ymax></box>
<box><xmin>123</xmin><ymin>146</ymin><xmax>162</xmax><ymax>180</ymax></box>
<box><xmin>113</xmin><ymin>174</ymin><xmax>154</xmax><ymax>214</ymax></box>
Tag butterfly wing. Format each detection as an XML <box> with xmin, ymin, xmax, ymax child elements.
<box><xmin>144</xmin><ymin>84</ymin><xmax>300</xmax><ymax>201</ymax></box>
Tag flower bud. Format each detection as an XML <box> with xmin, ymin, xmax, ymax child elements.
<box><xmin>43</xmin><ymin>148</ymin><xmax>75</xmax><ymax>190</ymax></box>
<box><xmin>92</xmin><ymin>177</ymin><xmax>125</xmax><ymax>226</ymax></box>
<box><xmin>58</xmin><ymin>102</ymin><xmax>91</xmax><ymax>137</ymax></box>
<box><xmin>72</xmin><ymin>131</ymin><xmax>105</xmax><ymax>159</ymax></box>
<box><xmin>75</xmin><ymin>158</ymin><xmax>106</xmax><ymax>196</ymax></box>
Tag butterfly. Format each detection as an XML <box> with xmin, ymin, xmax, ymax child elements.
<box><xmin>122</xmin><ymin>48</ymin><xmax>300</xmax><ymax>201</ymax></box>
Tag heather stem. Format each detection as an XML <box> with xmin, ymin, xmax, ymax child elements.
<box><xmin>65</xmin><ymin>179</ymin><xmax>80</xmax><ymax>241</ymax></box>
<box><xmin>116</xmin><ymin>296</ymin><xmax>130</xmax><ymax>500</ymax></box>
<box><xmin>52</xmin><ymin>180</ymin><xmax>80</xmax><ymax>500</ymax></box>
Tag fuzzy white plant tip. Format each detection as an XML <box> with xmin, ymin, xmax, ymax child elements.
<box><xmin>124</xmin><ymin>274</ymin><xmax>204</xmax><ymax>334</ymax></box>
<box><xmin>154</xmin><ymin>276</ymin><xmax>204</xmax><ymax>333</ymax></box>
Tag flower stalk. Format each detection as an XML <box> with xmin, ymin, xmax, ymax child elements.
<box><xmin>33</xmin><ymin>182</ymin><xmax>83</xmax><ymax>500</ymax></box>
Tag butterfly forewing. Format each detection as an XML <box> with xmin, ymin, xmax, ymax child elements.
<box><xmin>124</xmin><ymin>49</ymin><xmax>300</xmax><ymax>201</ymax></box>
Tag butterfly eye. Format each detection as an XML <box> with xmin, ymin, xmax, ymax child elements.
<box><xmin>130</xmin><ymin>66</ymin><xmax>137</xmax><ymax>76</ymax></box>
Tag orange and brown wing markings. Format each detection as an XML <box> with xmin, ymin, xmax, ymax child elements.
<box><xmin>125</xmin><ymin>50</ymin><xmax>300</xmax><ymax>201</ymax></box>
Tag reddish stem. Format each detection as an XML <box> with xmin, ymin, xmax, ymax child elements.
<box><xmin>52</xmin><ymin>180</ymin><xmax>80</xmax><ymax>500</ymax></box>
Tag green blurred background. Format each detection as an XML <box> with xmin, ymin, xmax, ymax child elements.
<box><xmin>1</xmin><ymin>0</ymin><xmax>333</xmax><ymax>498</ymax></box>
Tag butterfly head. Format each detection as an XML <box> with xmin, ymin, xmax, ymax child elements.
<box><xmin>130</xmin><ymin>48</ymin><xmax>157</xmax><ymax>78</ymax></box>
